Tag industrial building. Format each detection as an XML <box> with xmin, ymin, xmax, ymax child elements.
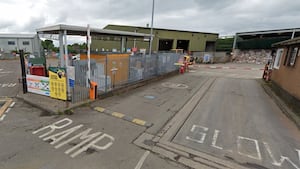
<box><xmin>232</xmin><ymin>28</ymin><xmax>300</xmax><ymax>63</ymax></box>
<box><xmin>0</xmin><ymin>34</ymin><xmax>40</xmax><ymax>57</ymax></box>
<box><xmin>271</xmin><ymin>37</ymin><xmax>300</xmax><ymax>113</ymax></box>
<box><xmin>91</xmin><ymin>25</ymin><xmax>219</xmax><ymax>53</ymax></box>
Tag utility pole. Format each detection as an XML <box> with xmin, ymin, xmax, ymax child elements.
<box><xmin>149</xmin><ymin>0</ymin><xmax>155</xmax><ymax>57</ymax></box>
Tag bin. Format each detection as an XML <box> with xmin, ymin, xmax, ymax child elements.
<box><xmin>89</xmin><ymin>81</ymin><xmax>97</xmax><ymax>100</ymax></box>
<box><xmin>30</xmin><ymin>66</ymin><xmax>46</xmax><ymax>76</ymax></box>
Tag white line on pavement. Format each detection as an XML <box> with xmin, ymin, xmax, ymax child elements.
<box><xmin>134</xmin><ymin>151</ymin><xmax>150</xmax><ymax>169</ymax></box>
<box><xmin>9</xmin><ymin>102</ymin><xmax>15</xmax><ymax>107</ymax></box>
<box><xmin>5</xmin><ymin>108</ymin><xmax>11</xmax><ymax>113</ymax></box>
<box><xmin>0</xmin><ymin>114</ymin><xmax>6</xmax><ymax>121</ymax></box>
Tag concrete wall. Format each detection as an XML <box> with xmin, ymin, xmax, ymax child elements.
<box><xmin>272</xmin><ymin>48</ymin><xmax>300</xmax><ymax>100</ymax></box>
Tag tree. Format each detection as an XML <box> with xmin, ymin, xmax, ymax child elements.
<box><xmin>41</xmin><ymin>40</ymin><xmax>55</xmax><ymax>51</ymax></box>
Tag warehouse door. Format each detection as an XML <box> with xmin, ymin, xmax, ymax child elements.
<box><xmin>159</xmin><ymin>39</ymin><xmax>173</xmax><ymax>51</ymax></box>
<box><xmin>205</xmin><ymin>41</ymin><xmax>216</xmax><ymax>52</ymax></box>
<box><xmin>176</xmin><ymin>40</ymin><xmax>189</xmax><ymax>52</ymax></box>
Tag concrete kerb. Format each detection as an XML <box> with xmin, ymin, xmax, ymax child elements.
<box><xmin>16</xmin><ymin>94</ymin><xmax>94</xmax><ymax>115</ymax></box>
<box><xmin>258</xmin><ymin>79</ymin><xmax>300</xmax><ymax>130</ymax></box>
<box><xmin>94</xmin><ymin>106</ymin><xmax>153</xmax><ymax>128</ymax></box>
<box><xmin>15</xmin><ymin>70</ymin><xmax>179</xmax><ymax>115</ymax></box>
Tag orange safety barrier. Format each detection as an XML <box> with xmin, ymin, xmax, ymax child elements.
<box><xmin>89</xmin><ymin>81</ymin><xmax>97</xmax><ymax>100</ymax></box>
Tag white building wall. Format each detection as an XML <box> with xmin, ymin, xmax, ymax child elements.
<box><xmin>0</xmin><ymin>34</ymin><xmax>40</xmax><ymax>55</ymax></box>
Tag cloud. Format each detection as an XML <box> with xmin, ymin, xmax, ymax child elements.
<box><xmin>0</xmin><ymin>0</ymin><xmax>299</xmax><ymax>36</ymax></box>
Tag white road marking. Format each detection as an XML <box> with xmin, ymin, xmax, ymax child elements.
<box><xmin>43</xmin><ymin>125</ymin><xmax>84</xmax><ymax>144</ymax></box>
<box><xmin>134</xmin><ymin>151</ymin><xmax>150</xmax><ymax>169</ymax></box>
<box><xmin>0</xmin><ymin>83</ymin><xmax>17</xmax><ymax>88</ymax></box>
<box><xmin>0</xmin><ymin>71</ymin><xmax>12</xmax><ymax>74</ymax></box>
<box><xmin>186</xmin><ymin>124</ymin><xmax>300</xmax><ymax>168</ymax></box>
<box><xmin>9</xmin><ymin>102</ymin><xmax>15</xmax><ymax>107</ymax></box>
<box><xmin>55</xmin><ymin>128</ymin><xmax>101</xmax><ymax>149</ymax></box>
<box><xmin>211</xmin><ymin>129</ymin><xmax>223</xmax><ymax>150</ymax></box>
<box><xmin>33</xmin><ymin>118</ymin><xmax>73</xmax><ymax>138</ymax></box>
<box><xmin>237</xmin><ymin>136</ymin><xmax>262</xmax><ymax>161</ymax></box>
<box><xmin>264</xmin><ymin>142</ymin><xmax>300</xmax><ymax>169</ymax></box>
<box><xmin>70</xmin><ymin>133</ymin><xmax>114</xmax><ymax>158</ymax></box>
<box><xmin>297</xmin><ymin>149</ymin><xmax>300</xmax><ymax>164</ymax></box>
<box><xmin>0</xmin><ymin>68</ymin><xmax>12</xmax><ymax>74</ymax></box>
<box><xmin>33</xmin><ymin>118</ymin><xmax>115</xmax><ymax>158</ymax></box>
<box><xmin>0</xmin><ymin>114</ymin><xmax>6</xmax><ymax>121</ymax></box>
<box><xmin>5</xmin><ymin>108</ymin><xmax>11</xmax><ymax>113</ymax></box>
<box><xmin>186</xmin><ymin>125</ymin><xmax>208</xmax><ymax>144</ymax></box>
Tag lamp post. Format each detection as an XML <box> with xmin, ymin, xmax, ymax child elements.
<box><xmin>149</xmin><ymin>0</ymin><xmax>155</xmax><ymax>57</ymax></box>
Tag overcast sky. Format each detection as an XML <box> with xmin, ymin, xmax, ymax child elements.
<box><xmin>1</xmin><ymin>0</ymin><xmax>300</xmax><ymax>36</ymax></box>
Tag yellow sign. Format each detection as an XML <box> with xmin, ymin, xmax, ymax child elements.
<box><xmin>49</xmin><ymin>70</ymin><xmax>67</xmax><ymax>100</ymax></box>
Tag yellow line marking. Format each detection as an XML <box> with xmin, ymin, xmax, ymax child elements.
<box><xmin>94</xmin><ymin>107</ymin><xmax>105</xmax><ymax>112</ymax></box>
<box><xmin>112</xmin><ymin>112</ymin><xmax>125</xmax><ymax>118</ymax></box>
<box><xmin>0</xmin><ymin>98</ymin><xmax>12</xmax><ymax>117</ymax></box>
<box><xmin>132</xmin><ymin>118</ymin><xmax>146</xmax><ymax>126</ymax></box>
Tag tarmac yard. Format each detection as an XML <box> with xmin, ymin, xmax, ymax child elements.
<box><xmin>0</xmin><ymin>60</ymin><xmax>299</xmax><ymax>169</ymax></box>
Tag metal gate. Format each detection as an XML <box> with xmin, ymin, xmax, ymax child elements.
<box><xmin>71</xmin><ymin>60</ymin><xmax>93</xmax><ymax>103</ymax></box>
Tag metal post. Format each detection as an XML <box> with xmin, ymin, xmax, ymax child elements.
<box><xmin>149</xmin><ymin>0</ymin><xmax>155</xmax><ymax>57</ymax></box>
<box><xmin>232</xmin><ymin>34</ymin><xmax>237</xmax><ymax>50</ymax></box>
<box><xmin>64</xmin><ymin>30</ymin><xmax>69</xmax><ymax>68</ymax></box>
<box><xmin>121</xmin><ymin>36</ymin><xmax>126</xmax><ymax>53</ymax></box>
<box><xmin>59</xmin><ymin>31</ymin><xmax>64</xmax><ymax>67</ymax></box>
<box><xmin>87</xmin><ymin>24</ymin><xmax>91</xmax><ymax>81</ymax></box>
<box><xmin>64</xmin><ymin>30</ymin><xmax>71</xmax><ymax>101</ymax></box>
<box><xmin>291</xmin><ymin>29</ymin><xmax>296</xmax><ymax>39</ymax></box>
<box><xmin>105</xmin><ymin>54</ymin><xmax>108</xmax><ymax>93</ymax></box>
<box><xmin>19</xmin><ymin>50</ymin><xmax>27</xmax><ymax>94</ymax></box>
<box><xmin>36</xmin><ymin>33</ymin><xmax>41</xmax><ymax>58</ymax></box>
<box><xmin>134</xmin><ymin>29</ymin><xmax>137</xmax><ymax>48</ymax></box>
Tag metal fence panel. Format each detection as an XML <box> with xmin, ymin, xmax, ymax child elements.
<box><xmin>143</xmin><ymin>54</ymin><xmax>158</xmax><ymax>79</ymax></box>
<box><xmin>72</xmin><ymin>59</ymin><xmax>97</xmax><ymax>103</ymax></box>
<box><xmin>71</xmin><ymin>52</ymin><xmax>181</xmax><ymax>103</ymax></box>
<box><xmin>157</xmin><ymin>53</ymin><xmax>181</xmax><ymax>75</ymax></box>
<box><xmin>129</xmin><ymin>54</ymin><xmax>145</xmax><ymax>82</ymax></box>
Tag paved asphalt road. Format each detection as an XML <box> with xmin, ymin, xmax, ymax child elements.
<box><xmin>173</xmin><ymin>77</ymin><xmax>300</xmax><ymax>169</ymax></box>
<box><xmin>0</xmin><ymin>60</ymin><xmax>299</xmax><ymax>169</ymax></box>
<box><xmin>0</xmin><ymin>60</ymin><xmax>21</xmax><ymax>97</ymax></box>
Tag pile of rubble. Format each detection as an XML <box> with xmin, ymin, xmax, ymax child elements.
<box><xmin>233</xmin><ymin>49</ymin><xmax>271</xmax><ymax>64</ymax></box>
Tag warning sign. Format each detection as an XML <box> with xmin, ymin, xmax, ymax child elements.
<box><xmin>49</xmin><ymin>68</ymin><xmax>67</xmax><ymax>100</ymax></box>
